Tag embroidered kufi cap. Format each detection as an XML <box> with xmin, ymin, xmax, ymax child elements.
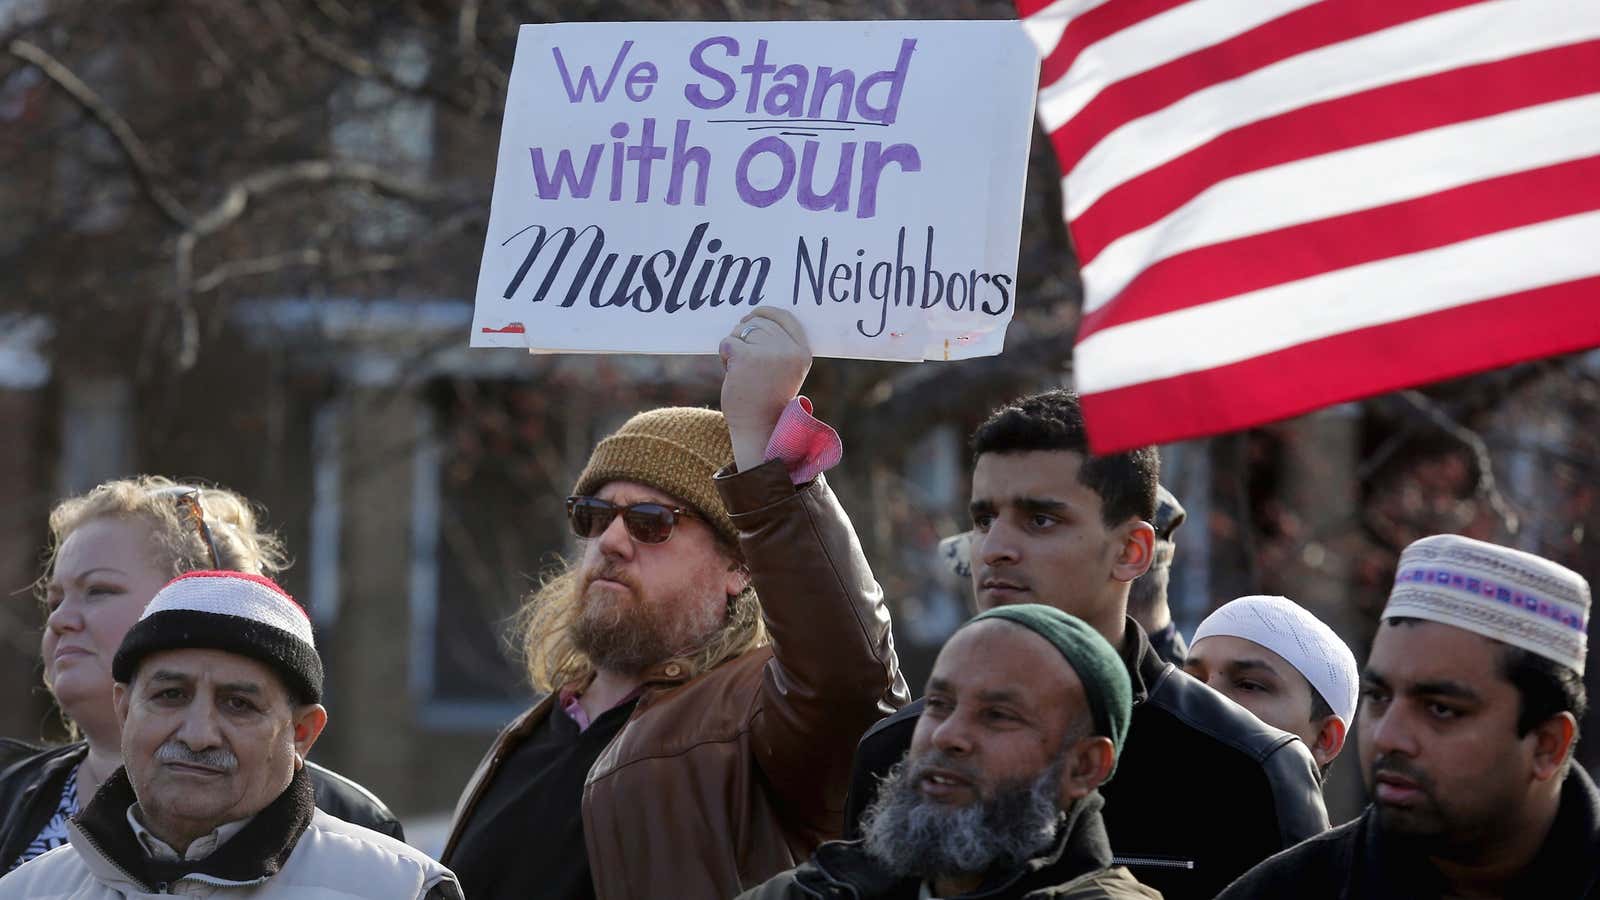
<box><xmin>1383</xmin><ymin>534</ymin><xmax>1591</xmax><ymax>674</ymax></box>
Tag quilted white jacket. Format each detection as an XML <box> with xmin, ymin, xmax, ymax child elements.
<box><xmin>0</xmin><ymin>808</ymin><xmax>460</xmax><ymax>900</ymax></box>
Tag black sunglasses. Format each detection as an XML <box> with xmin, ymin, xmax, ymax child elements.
<box><xmin>566</xmin><ymin>495</ymin><xmax>699</xmax><ymax>545</ymax></box>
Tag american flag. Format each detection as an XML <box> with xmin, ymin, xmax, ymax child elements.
<box><xmin>1020</xmin><ymin>0</ymin><xmax>1600</xmax><ymax>453</ymax></box>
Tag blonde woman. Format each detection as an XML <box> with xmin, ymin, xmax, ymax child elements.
<box><xmin>0</xmin><ymin>477</ymin><xmax>402</xmax><ymax>872</ymax></box>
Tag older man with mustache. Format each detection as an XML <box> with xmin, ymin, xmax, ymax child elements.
<box><xmin>0</xmin><ymin>571</ymin><xmax>460</xmax><ymax>899</ymax></box>
<box><xmin>1218</xmin><ymin>535</ymin><xmax>1598</xmax><ymax>900</ymax></box>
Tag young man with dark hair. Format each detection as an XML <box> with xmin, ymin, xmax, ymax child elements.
<box><xmin>846</xmin><ymin>390</ymin><xmax>1328</xmax><ymax>900</ymax></box>
<box><xmin>936</xmin><ymin>485</ymin><xmax>1190</xmax><ymax>667</ymax></box>
<box><xmin>1218</xmin><ymin>535</ymin><xmax>1599</xmax><ymax>899</ymax></box>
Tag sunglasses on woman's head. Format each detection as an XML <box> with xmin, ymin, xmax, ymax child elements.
<box><xmin>151</xmin><ymin>486</ymin><xmax>222</xmax><ymax>569</ymax></box>
<box><xmin>565</xmin><ymin>495</ymin><xmax>699</xmax><ymax>545</ymax></box>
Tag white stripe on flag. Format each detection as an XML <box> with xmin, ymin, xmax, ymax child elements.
<box><xmin>1063</xmin><ymin>1</ymin><xmax>1597</xmax><ymax>220</ymax></box>
<box><xmin>1021</xmin><ymin>0</ymin><xmax>1117</xmax><ymax>62</ymax></box>
<box><xmin>1036</xmin><ymin>0</ymin><xmax>1320</xmax><ymax>133</ymax></box>
<box><xmin>1074</xmin><ymin>209</ymin><xmax>1600</xmax><ymax>394</ymax></box>
<box><xmin>1081</xmin><ymin>91</ymin><xmax>1600</xmax><ymax>313</ymax></box>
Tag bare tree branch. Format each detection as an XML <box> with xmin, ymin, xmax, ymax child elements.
<box><xmin>458</xmin><ymin>0</ymin><xmax>480</xmax><ymax>56</ymax></box>
<box><xmin>1398</xmin><ymin>389</ymin><xmax>1521</xmax><ymax>535</ymax></box>
<box><xmin>0</xmin><ymin>2</ymin><xmax>61</xmax><ymax>53</ymax></box>
<box><xmin>188</xmin><ymin>158</ymin><xmax>436</xmax><ymax>238</ymax></box>
<box><xmin>172</xmin><ymin>231</ymin><xmax>204</xmax><ymax>370</ymax></box>
<box><xmin>1355</xmin><ymin>416</ymin><xmax>1419</xmax><ymax>484</ymax></box>
<box><xmin>311</xmin><ymin>0</ymin><xmax>357</xmax><ymax>27</ymax></box>
<box><xmin>169</xmin><ymin>159</ymin><xmax>436</xmax><ymax>366</ymax></box>
<box><xmin>329</xmin><ymin>252</ymin><xmax>405</xmax><ymax>279</ymax></box>
<box><xmin>193</xmin><ymin>248</ymin><xmax>324</xmax><ymax>294</ymax></box>
<box><xmin>195</xmin><ymin>196</ymin><xmax>479</xmax><ymax>298</ymax></box>
<box><xmin>186</xmin><ymin>15</ymin><xmax>239</xmax><ymax>82</ymax></box>
<box><xmin>286</xmin><ymin>16</ymin><xmax>486</xmax><ymax>117</ymax></box>
<box><xmin>8</xmin><ymin>38</ymin><xmax>194</xmax><ymax>228</ymax></box>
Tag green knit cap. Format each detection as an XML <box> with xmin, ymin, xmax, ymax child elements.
<box><xmin>572</xmin><ymin>407</ymin><xmax>738</xmax><ymax>548</ymax></box>
<box><xmin>966</xmin><ymin>604</ymin><xmax>1132</xmax><ymax>776</ymax></box>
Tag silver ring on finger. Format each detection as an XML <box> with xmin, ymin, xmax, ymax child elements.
<box><xmin>738</xmin><ymin>324</ymin><xmax>759</xmax><ymax>341</ymax></box>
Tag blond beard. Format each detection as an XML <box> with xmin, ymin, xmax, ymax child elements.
<box><xmin>569</xmin><ymin>567</ymin><xmax>725</xmax><ymax>676</ymax></box>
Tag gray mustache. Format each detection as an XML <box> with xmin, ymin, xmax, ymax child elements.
<box><xmin>155</xmin><ymin>741</ymin><xmax>238</xmax><ymax>772</ymax></box>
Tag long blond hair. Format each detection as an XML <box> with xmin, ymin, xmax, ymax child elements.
<box><xmin>513</xmin><ymin>558</ymin><xmax>768</xmax><ymax>693</ymax></box>
<box><xmin>39</xmin><ymin>475</ymin><xmax>288</xmax><ymax>599</ymax></box>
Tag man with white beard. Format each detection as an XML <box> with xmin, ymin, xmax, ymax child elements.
<box><xmin>740</xmin><ymin>604</ymin><xmax>1160</xmax><ymax>900</ymax></box>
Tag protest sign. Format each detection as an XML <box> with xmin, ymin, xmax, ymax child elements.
<box><xmin>470</xmin><ymin>21</ymin><xmax>1038</xmax><ymax>360</ymax></box>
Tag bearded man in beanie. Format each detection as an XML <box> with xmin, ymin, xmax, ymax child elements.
<box><xmin>441</xmin><ymin>309</ymin><xmax>908</xmax><ymax>900</ymax></box>
<box><xmin>740</xmin><ymin>604</ymin><xmax>1159</xmax><ymax>900</ymax></box>
<box><xmin>845</xmin><ymin>390</ymin><xmax>1327</xmax><ymax>900</ymax></box>
<box><xmin>1218</xmin><ymin>535</ymin><xmax>1598</xmax><ymax>900</ymax></box>
<box><xmin>0</xmin><ymin>572</ymin><xmax>462</xmax><ymax>899</ymax></box>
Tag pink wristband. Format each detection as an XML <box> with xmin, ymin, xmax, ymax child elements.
<box><xmin>763</xmin><ymin>396</ymin><xmax>843</xmax><ymax>484</ymax></box>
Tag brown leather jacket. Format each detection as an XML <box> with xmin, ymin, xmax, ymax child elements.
<box><xmin>441</xmin><ymin>461</ymin><xmax>909</xmax><ymax>899</ymax></box>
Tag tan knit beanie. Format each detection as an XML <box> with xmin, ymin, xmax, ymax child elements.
<box><xmin>572</xmin><ymin>407</ymin><xmax>738</xmax><ymax>548</ymax></box>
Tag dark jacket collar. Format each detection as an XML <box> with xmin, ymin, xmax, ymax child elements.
<box><xmin>1116</xmin><ymin>617</ymin><xmax>1161</xmax><ymax>706</ymax></box>
<box><xmin>805</xmin><ymin>790</ymin><xmax>1116</xmax><ymax>899</ymax></box>
<box><xmin>72</xmin><ymin>764</ymin><xmax>316</xmax><ymax>891</ymax></box>
<box><xmin>0</xmin><ymin>740</ymin><xmax>87</xmax><ymax>870</ymax></box>
<box><xmin>1511</xmin><ymin>765</ymin><xmax>1600</xmax><ymax>896</ymax></box>
<box><xmin>1353</xmin><ymin>766</ymin><xmax>1600</xmax><ymax>899</ymax></box>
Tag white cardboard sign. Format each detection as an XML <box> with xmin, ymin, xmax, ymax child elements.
<box><xmin>470</xmin><ymin>21</ymin><xmax>1038</xmax><ymax>361</ymax></box>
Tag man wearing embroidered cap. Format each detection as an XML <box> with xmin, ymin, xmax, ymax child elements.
<box><xmin>1219</xmin><ymin>534</ymin><xmax>1599</xmax><ymax>900</ymax></box>
<box><xmin>740</xmin><ymin>604</ymin><xmax>1159</xmax><ymax>899</ymax></box>
<box><xmin>442</xmin><ymin>309</ymin><xmax>907</xmax><ymax>899</ymax></box>
<box><xmin>1184</xmin><ymin>595</ymin><xmax>1359</xmax><ymax>774</ymax></box>
<box><xmin>0</xmin><ymin>571</ymin><xmax>462</xmax><ymax>899</ymax></box>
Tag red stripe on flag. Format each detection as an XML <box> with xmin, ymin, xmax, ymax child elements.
<box><xmin>1016</xmin><ymin>0</ymin><xmax>1061</xmax><ymax>17</ymax></box>
<box><xmin>1039</xmin><ymin>0</ymin><xmax>1190</xmax><ymax>90</ymax></box>
<box><xmin>1078</xmin><ymin>154</ymin><xmax>1600</xmax><ymax>341</ymax></box>
<box><xmin>1067</xmin><ymin>41</ymin><xmax>1600</xmax><ymax>266</ymax></box>
<box><xmin>1078</xmin><ymin>276</ymin><xmax>1600</xmax><ymax>454</ymax></box>
<box><xmin>1049</xmin><ymin>0</ymin><xmax>1479</xmax><ymax>179</ymax></box>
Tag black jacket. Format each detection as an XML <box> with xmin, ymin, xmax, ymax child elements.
<box><xmin>739</xmin><ymin>792</ymin><xmax>1160</xmax><ymax>899</ymax></box>
<box><xmin>1216</xmin><ymin>766</ymin><xmax>1600</xmax><ymax>900</ymax></box>
<box><xmin>844</xmin><ymin>619</ymin><xmax>1327</xmax><ymax>900</ymax></box>
<box><xmin>0</xmin><ymin>738</ymin><xmax>404</xmax><ymax>870</ymax></box>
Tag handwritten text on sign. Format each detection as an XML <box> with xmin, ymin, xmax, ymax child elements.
<box><xmin>470</xmin><ymin>22</ymin><xmax>1038</xmax><ymax>360</ymax></box>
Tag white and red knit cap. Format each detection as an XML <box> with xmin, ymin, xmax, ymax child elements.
<box><xmin>113</xmin><ymin>571</ymin><xmax>323</xmax><ymax>703</ymax></box>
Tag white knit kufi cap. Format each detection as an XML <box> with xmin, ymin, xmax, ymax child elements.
<box><xmin>1192</xmin><ymin>595</ymin><xmax>1360</xmax><ymax>725</ymax></box>
<box><xmin>1384</xmin><ymin>534</ymin><xmax>1591</xmax><ymax>674</ymax></box>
